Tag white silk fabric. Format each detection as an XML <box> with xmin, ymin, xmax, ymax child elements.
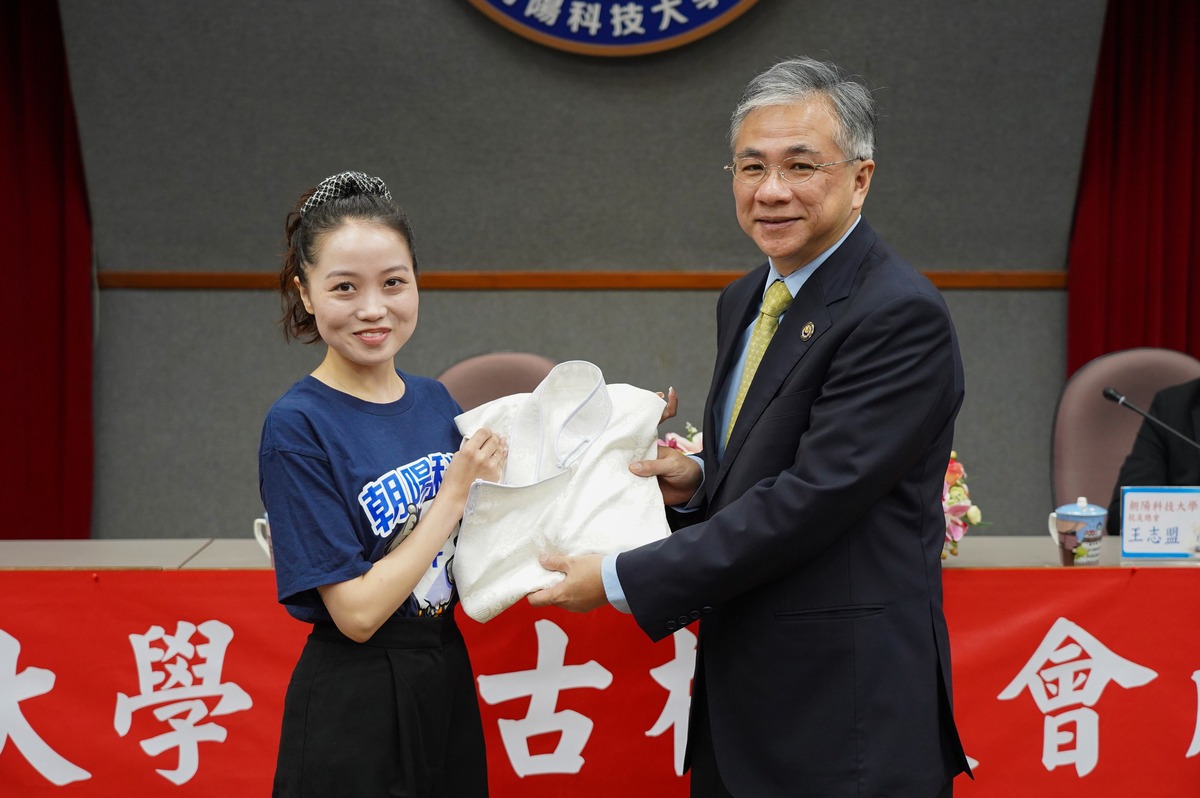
<box><xmin>452</xmin><ymin>361</ymin><xmax>671</xmax><ymax>622</ymax></box>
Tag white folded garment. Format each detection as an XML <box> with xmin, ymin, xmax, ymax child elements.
<box><xmin>453</xmin><ymin>360</ymin><xmax>671</xmax><ymax>622</ymax></box>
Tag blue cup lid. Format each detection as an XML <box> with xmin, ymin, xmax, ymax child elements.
<box><xmin>1054</xmin><ymin>496</ymin><xmax>1107</xmax><ymax>517</ymax></box>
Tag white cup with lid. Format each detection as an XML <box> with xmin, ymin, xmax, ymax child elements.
<box><xmin>1048</xmin><ymin>497</ymin><xmax>1106</xmax><ymax>566</ymax></box>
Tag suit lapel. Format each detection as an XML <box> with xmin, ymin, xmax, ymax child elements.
<box><xmin>709</xmin><ymin>219</ymin><xmax>878</xmax><ymax>496</ymax></box>
<box><xmin>713</xmin><ymin>282</ymin><xmax>829</xmax><ymax>491</ymax></box>
<box><xmin>703</xmin><ymin>265</ymin><xmax>769</xmax><ymax>474</ymax></box>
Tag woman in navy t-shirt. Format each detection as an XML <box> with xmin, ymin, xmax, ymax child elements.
<box><xmin>259</xmin><ymin>171</ymin><xmax>505</xmax><ymax>797</ymax></box>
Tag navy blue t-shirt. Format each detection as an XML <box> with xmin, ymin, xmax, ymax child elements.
<box><xmin>259</xmin><ymin>371</ymin><xmax>463</xmax><ymax>623</ymax></box>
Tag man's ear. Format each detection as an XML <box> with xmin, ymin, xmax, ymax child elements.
<box><xmin>852</xmin><ymin>159</ymin><xmax>875</xmax><ymax>210</ymax></box>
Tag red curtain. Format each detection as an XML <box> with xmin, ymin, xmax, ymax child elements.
<box><xmin>0</xmin><ymin>1</ymin><xmax>93</xmax><ymax>538</ymax></box>
<box><xmin>1066</xmin><ymin>0</ymin><xmax>1200</xmax><ymax>375</ymax></box>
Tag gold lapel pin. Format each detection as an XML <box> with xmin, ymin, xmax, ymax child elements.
<box><xmin>801</xmin><ymin>322</ymin><xmax>815</xmax><ymax>341</ymax></box>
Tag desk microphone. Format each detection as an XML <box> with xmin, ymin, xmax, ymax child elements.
<box><xmin>1102</xmin><ymin>387</ymin><xmax>1200</xmax><ymax>451</ymax></box>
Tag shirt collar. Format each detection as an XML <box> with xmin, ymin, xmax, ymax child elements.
<box><xmin>765</xmin><ymin>216</ymin><xmax>862</xmax><ymax>299</ymax></box>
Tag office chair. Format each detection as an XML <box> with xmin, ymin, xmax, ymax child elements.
<box><xmin>1051</xmin><ymin>347</ymin><xmax>1200</xmax><ymax>510</ymax></box>
<box><xmin>437</xmin><ymin>352</ymin><xmax>557</xmax><ymax>411</ymax></box>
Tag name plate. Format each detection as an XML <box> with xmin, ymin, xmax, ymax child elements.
<box><xmin>1120</xmin><ymin>486</ymin><xmax>1200</xmax><ymax>560</ymax></box>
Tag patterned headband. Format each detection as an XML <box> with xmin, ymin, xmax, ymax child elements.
<box><xmin>300</xmin><ymin>171</ymin><xmax>393</xmax><ymax>217</ymax></box>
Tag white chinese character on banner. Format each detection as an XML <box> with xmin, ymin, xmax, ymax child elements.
<box><xmin>0</xmin><ymin>630</ymin><xmax>91</xmax><ymax>785</ymax></box>
<box><xmin>567</xmin><ymin>1</ymin><xmax>603</xmax><ymax>35</ymax></box>
<box><xmin>476</xmin><ymin>619</ymin><xmax>612</xmax><ymax>776</ymax></box>
<box><xmin>113</xmin><ymin>620</ymin><xmax>252</xmax><ymax>785</ymax></box>
<box><xmin>645</xmin><ymin>628</ymin><xmax>696</xmax><ymax>776</ymax></box>
<box><xmin>651</xmin><ymin>0</ymin><xmax>688</xmax><ymax>30</ymax></box>
<box><xmin>998</xmin><ymin>617</ymin><xmax>1156</xmax><ymax>777</ymax></box>
<box><xmin>693</xmin><ymin>0</ymin><xmax>719</xmax><ymax>9</ymax></box>
<box><xmin>1188</xmin><ymin>670</ymin><xmax>1200</xmax><ymax>758</ymax></box>
<box><xmin>610</xmin><ymin>3</ymin><xmax>646</xmax><ymax>36</ymax></box>
<box><xmin>525</xmin><ymin>0</ymin><xmax>564</xmax><ymax>26</ymax></box>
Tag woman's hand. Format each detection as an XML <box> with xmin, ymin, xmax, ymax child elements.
<box><xmin>657</xmin><ymin>386</ymin><xmax>678</xmax><ymax>425</ymax></box>
<box><xmin>443</xmin><ymin>428</ymin><xmax>507</xmax><ymax>499</ymax></box>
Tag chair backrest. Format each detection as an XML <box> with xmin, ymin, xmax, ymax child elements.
<box><xmin>1051</xmin><ymin>347</ymin><xmax>1200</xmax><ymax>509</ymax></box>
<box><xmin>437</xmin><ymin>352</ymin><xmax>556</xmax><ymax>411</ymax></box>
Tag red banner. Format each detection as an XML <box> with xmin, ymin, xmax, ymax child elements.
<box><xmin>1</xmin><ymin>568</ymin><xmax>1198</xmax><ymax>795</ymax></box>
<box><xmin>0</xmin><ymin>572</ymin><xmax>304</xmax><ymax>795</ymax></box>
<box><xmin>944</xmin><ymin>568</ymin><xmax>1200</xmax><ymax>796</ymax></box>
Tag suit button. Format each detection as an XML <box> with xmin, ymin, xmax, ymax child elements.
<box><xmin>666</xmin><ymin>620</ymin><xmax>678</xmax><ymax>631</ymax></box>
<box><xmin>690</xmin><ymin>610</ymin><xmax>701</xmax><ymax>620</ymax></box>
<box><xmin>701</xmin><ymin>606</ymin><xmax>714</xmax><ymax>614</ymax></box>
<box><xmin>677</xmin><ymin>615</ymin><xmax>690</xmax><ymax>625</ymax></box>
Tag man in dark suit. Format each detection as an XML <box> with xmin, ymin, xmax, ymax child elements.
<box><xmin>530</xmin><ymin>56</ymin><xmax>971</xmax><ymax>797</ymax></box>
<box><xmin>1107</xmin><ymin>377</ymin><xmax>1200</xmax><ymax>532</ymax></box>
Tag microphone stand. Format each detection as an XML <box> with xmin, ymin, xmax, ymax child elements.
<box><xmin>1102</xmin><ymin>387</ymin><xmax>1200</xmax><ymax>451</ymax></box>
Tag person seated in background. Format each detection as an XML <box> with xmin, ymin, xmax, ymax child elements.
<box><xmin>1107</xmin><ymin>377</ymin><xmax>1200</xmax><ymax>534</ymax></box>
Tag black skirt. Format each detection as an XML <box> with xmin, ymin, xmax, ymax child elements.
<box><xmin>272</xmin><ymin>613</ymin><xmax>488</xmax><ymax>797</ymax></box>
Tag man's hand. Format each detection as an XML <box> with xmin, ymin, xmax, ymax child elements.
<box><xmin>630</xmin><ymin>445</ymin><xmax>703</xmax><ymax>507</ymax></box>
<box><xmin>527</xmin><ymin>554</ymin><xmax>608</xmax><ymax>613</ymax></box>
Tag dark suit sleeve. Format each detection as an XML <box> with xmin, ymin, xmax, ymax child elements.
<box><xmin>1107</xmin><ymin>391</ymin><xmax>1179</xmax><ymax>531</ymax></box>
<box><xmin>618</xmin><ymin>287</ymin><xmax>961</xmax><ymax>640</ymax></box>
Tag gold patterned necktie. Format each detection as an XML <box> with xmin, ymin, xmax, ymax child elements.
<box><xmin>726</xmin><ymin>279</ymin><xmax>794</xmax><ymax>445</ymax></box>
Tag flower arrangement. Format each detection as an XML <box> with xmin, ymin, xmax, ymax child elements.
<box><xmin>659</xmin><ymin>421</ymin><xmax>703</xmax><ymax>455</ymax></box>
<box><xmin>942</xmin><ymin>451</ymin><xmax>983</xmax><ymax>558</ymax></box>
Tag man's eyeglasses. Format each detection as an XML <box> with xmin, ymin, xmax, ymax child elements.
<box><xmin>724</xmin><ymin>156</ymin><xmax>862</xmax><ymax>185</ymax></box>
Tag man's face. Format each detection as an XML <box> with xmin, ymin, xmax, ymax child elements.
<box><xmin>731</xmin><ymin>99</ymin><xmax>874</xmax><ymax>276</ymax></box>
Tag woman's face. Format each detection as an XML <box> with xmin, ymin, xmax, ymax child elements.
<box><xmin>297</xmin><ymin>220</ymin><xmax>418</xmax><ymax>372</ymax></box>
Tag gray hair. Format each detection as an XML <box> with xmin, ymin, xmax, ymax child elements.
<box><xmin>729</xmin><ymin>57</ymin><xmax>876</xmax><ymax>160</ymax></box>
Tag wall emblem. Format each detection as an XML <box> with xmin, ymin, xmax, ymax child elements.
<box><xmin>467</xmin><ymin>0</ymin><xmax>759</xmax><ymax>57</ymax></box>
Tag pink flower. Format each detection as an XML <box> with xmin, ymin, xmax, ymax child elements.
<box><xmin>941</xmin><ymin>453</ymin><xmax>983</xmax><ymax>556</ymax></box>
<box><xmin>660</xmin><ymin>431</ymin><xmax>704</xmax><ymax>455</ymax></box>
<box><xmin>945</xmin><ymin>515</ymin><xmax>968</xmax><ymax>542</ymax></box>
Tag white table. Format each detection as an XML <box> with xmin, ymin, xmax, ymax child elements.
<box><xmin>939</xmin><ymin>533</ymin><xmax>1123</xmax><ymax>567</ymax></box>
<box><xmin>0</xmin><ymin>538</ymin><xmax>272</xmax><ymax>569</ymax></box>
<box><xmin>0</xmin><ymin>535</ymin><xmax>1137</xmax><ymax>570</ymax></box>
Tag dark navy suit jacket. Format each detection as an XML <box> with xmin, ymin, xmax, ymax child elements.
<box><xmin>617</xmin><ymin>218</ymin><xmax>971</xmax><ymax>796</ymax></box>
<box><xmin>1107</xmin><ymin>377</ymin><xmax>1200</xmax><ymax>530</ymax></box>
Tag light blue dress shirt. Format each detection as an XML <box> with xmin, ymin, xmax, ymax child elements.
<box><xmin>601</xmin><ymin>218</ymin><xmax>862</xmax><ymax>613</ymax></box>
